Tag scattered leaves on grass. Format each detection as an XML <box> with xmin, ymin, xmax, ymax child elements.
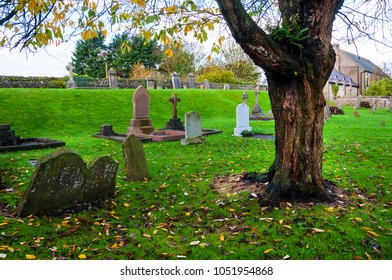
<box><xmin>264</xmin><ymin>248</ymin><xmax>274</xmax><ymax>254</ymax></box>
<box><xmin>25</xmin><ymin>254</ymin><xmax>36</xmax><ymax>260</ymax></box>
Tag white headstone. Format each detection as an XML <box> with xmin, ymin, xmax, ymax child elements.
<box><xmin>181</xmin><ymin>112</ymin><xmax>205</xmax><ymax>145</ymax></box>
<box><xmin>234</xmin><ymin>103</ymin><xmax>252</xmax><ymax>136</ymax></box>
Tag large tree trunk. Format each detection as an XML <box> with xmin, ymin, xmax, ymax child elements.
<box><xmin>264</xmin><ymin>71</ymin><xmax>329</xmax><ymax>201</ymax></box>
<box><xmin>216</xmin><ymin>0</ymin><xmax>342</xmax><ymax>202</ymax></box>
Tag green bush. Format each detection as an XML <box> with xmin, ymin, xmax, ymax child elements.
<box><xmin>365</xmin><ymin>78</ymin><xmax>392</xmax><ymax>96</ymax></box>
<box><xmin>198</xmin><ymin>68</ymin><xmax>237</xmax><ymax>84</ymax></box>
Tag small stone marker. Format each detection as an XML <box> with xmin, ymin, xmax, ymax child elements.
<box><xmin>203</xmin><ymin>79</ymin><xmax>211</xmax><ymax>89</ymax></box>
<box><xmin>188</xmin><ymin>73</ymin><xmax>195</xmax><ymax>88</ymax></box>
<box><xmin>172</xmin><ymin>72</ymin><xmax>182</xmax><ymax>89</ymax></box>
<box><xmin>108</xmin><ymin>68</ymin><xmax>118</xmax><ymax>88</ymax></box>
<box><xmin>122</xmin><ymin>134</ymin><xmax>149</xmax><ymax>182</ymax></box>
<box><xmin>234</xmin><ymin>92</ymin><xmax>252</xmax><ymax>136</ymax></box>
<box><xmin>17</xmin><ymin>148</ymin><xmax>118</xmax><ymax>217</ymax></box>
<box><xmin>146</xmin><ymin>75</ymin><xmax>155</xmax><ymax>90</ymax></box>
<box><xmin>100</xmin><ymin>124</ymin><xmax>115</xmax><ymax>136</ymax></box>
<box><xmin>0</xmin><ymin>124</ymin><xmax>20</xmax><ymax>146</ymax></box>
<box><xmin>127</xmin><ymin>85</ymin><xmax>154</xmax><ymax>135</ymax></box>
<box><xmin>181</xmin><ymin>112</ymin><xmax>205</xmax><ymax>145</ymax></box>
<box><xmin>223</xmin><ymin>84</ymin><xmax>230</xmax><ymax>90</ymax></box>
<box><xmin>66</xmin><ymin>62</ymin><xmax>76</xmax><ymax>88</ymax></box>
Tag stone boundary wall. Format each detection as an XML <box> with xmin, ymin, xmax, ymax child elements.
<box><xmin>339</xmin><ymin>96</ymin><xmax>391</xmax><ymax>108</ymax></box>
<box><xmin>0</xmin><ymin>75</ymin><xmax>257</xmax><ymax>90</ymax></box>
<box><xmin>0</xmin><ymin>76</ymin><xmax>67</xmax><ymax>88</ymax></box>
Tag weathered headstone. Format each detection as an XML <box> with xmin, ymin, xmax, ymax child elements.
<box><xmin>223</xmin><ymin>84</ymin><xmax>230</xmax><ymax>90</ymax></box>
<box><xmin>188</xmin><ymin>73</ymin><xmax>195</xmax><ymax>88</ymax></box>
<box><xmin>122</xmin><ymin>134</ymin><xmax>149</xmax><ymax>181</ymax></box>
<box><xmin>234</xmin><ymin>92</ymin><xmax>252</xmax><ymax>136</ymax></box>
<box><xmin>181</xmin><ymin>112</ymin><xmax>205</xmax><ymax>145</ymax></box>
<box><xmin>336</xmin><ymin>98</ymin><xmax>341</xmax><ymax>109</ymax></box>
<box><xmin>166</xmin><ymin>93</ymin><xmax>184</xmax><ymax>130</ymax></box>
<box><xmin>108</xmin><ymin>68</ymin><xmax>118</xmax><ymax>88</ymax></box>
<box><xmin>84</xmin><ymin>155</ymin><xmax>119</xmax><ymax>202</ymax></box>
<box><xmin>172</xmin><ymin>72</ymin><xmax>182</xmax><ymax>89</ymax></box>
<box><xmin>66</xmin><ymin>62</ymin><xmax>76</xmax><ymax>88</ymax></box>
<box><xmin>324</xmin><ymin>103</ymin><xmax>332</xmax><ymax>120</ymax></box>
<box><xmin>127</xmin><ymin>85</ymin><xmax>154</xmax><ymax>135</ymax></box>
<box><xmin>146</xmin><ymin>76</ymin><xmax>155</xmax><ymax>90</ymax></box>
<box><xmin>17</xmin><ymin>148</ymin><xmax>118</xmax><ymax>217</ymax></box>
<box><xmin>203</xmin><ymin>79</ymin><xmax>211</xmax><ymax>89</ymax></box>
<box><xmin>353</xmin><ymin>95</ymin><xmax>362</xmax><ymax>109</ymax></box>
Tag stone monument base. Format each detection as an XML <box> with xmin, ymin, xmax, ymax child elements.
<box><xmin>234</xmin><ymin>126</ymin><xmax>252</xmax><ymax>137</ymax></box>
<box><xmin>181</xmin><ymin>137</ymin><xmax>206</xmax><ymax>145</ymax></box>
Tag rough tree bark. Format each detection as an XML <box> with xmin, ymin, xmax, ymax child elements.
<box><xmin>216</xmin><ymin>0</ymin><xmax>344</xmax><ymax>202</ymax></box>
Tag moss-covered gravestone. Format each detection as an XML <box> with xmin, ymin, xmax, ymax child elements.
<box><xmin>122</xmin><ymin>134</ymin><xmax>148</xmax><ymax>182</ymax></box>
<box><xmin>17</xmin><ymin>148</ymin><xmax>118</xmax><ymax>217</ymax></box>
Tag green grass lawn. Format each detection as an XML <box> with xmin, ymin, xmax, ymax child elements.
<box><xmin>0</xmin><ymin>88</ymin><xmax>391</xmax><ymax>260</ymax></box>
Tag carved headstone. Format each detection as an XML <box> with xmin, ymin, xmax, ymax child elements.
<box><xmin>127</xmin><ymin>85</ymin><xmax>154</xmax><ymax>135</ymax></box>
<box><xmin>353</xmin><ymin>95</ymin><xmax>362</xmax><ymax>109</ymax></box>
<box><xmin>251</xmin><ymin>88</ymin><xmax>263</xmax><ymax>117</ymax></box>
<box><xmin>223</xmin><ymin>84</ymin><xmax>230</xmax><ymax>90</ymax></box>
<box><xmin>17</xmin><ymin>148</ymin><xmax>118</xmax><ymax>217</ymax></box>
<box><xmin>122</xmin><ymin>134</ymin><xmax>149</xmax><ymax>182</ymax></box>
<box><xmin>181</xmin><ymin>112</ymin><xmax>205</xmax><ymax>145</ymax></box>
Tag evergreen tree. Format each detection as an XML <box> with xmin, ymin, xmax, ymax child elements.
<box><xmin>107</xmin><ymin>33</ymin><xmax>162</xmax><ymax>78</ymax></box>
<box><xmin>72</xmin><ymin>32</ymin><xmax>107</xmax><ymax>78</ymax></box>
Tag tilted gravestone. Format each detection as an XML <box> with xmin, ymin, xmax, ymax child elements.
<box><xmin>122</xmin><ymin>134</ymin><xmax>149</xmax><ymax>182</ymax></box>
<box><xmin>181</xmin><ymin>112</ymin><xmax>205</xmax><ymax>145</ymax></box>
<box><xmin>127</xmin><ymin>85</ymin><xmax>154</xmax><ymax>135</ymax></box>
<box><xmin>17</xmin><ymin>148</ymin><xmax>118</xmax><ymax>217</ymax></box>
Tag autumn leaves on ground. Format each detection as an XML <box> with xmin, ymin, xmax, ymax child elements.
<box><xmin>0</xmin><ymin>88</ymin><xmax>391</xmax><ymax>260</ymax></box>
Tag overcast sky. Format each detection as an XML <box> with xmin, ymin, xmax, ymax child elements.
<box><xmin>0</xmin><ymin>38</ymin><xmax>391</xmax><ymax>77</ymax></box>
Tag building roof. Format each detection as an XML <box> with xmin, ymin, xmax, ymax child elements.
<box><xmin>328</xmin><ymin>68</ymin><xmax>359</xmax><ymax>87</ymax></box>
<box><xmin>341</xmin><ymin>49</ymin><xmax>378</xmax><ymax>73</ymax></box>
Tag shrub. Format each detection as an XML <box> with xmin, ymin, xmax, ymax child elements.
<box><xmin>365</xmin><ymin>78</ymin><xmax>392</xmax><ymax>96</ymax></box>
<box><xmin>198</xmin><ymin>67</ymin><xmax>238</xmax><ymax>84</ymax></box>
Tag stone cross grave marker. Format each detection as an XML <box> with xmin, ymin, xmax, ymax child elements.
<box><xmin>172</xmin><ymin>72</ymin><xmax>182</xmax><ymax>89</ymax></box>
<box><xmin>127</xmin><ymin>85</ymin><xmax>154</xmax><ymax>135</ymax></box>
<box><xmin>181</xmin><ymin>112</ymin><xmax>205</xmax><ymax>145</ymax></box>
<box><xmin>166</xmin><ymin>93</ymin><xmax>184</xmax><ymax>130</ymax></box>
<box><xmin>17</xmin><ymin>148</ymin><xmax>118</xmax><ymax>217</ymax></box>
<box><xmin>234</xmin><ymin>92</ymin><xmax>252</xmax><ymax>136</ymax></box>
<box><xmin>122</xmin><ymin>134</ymin><xmax>149</xmax><ymax>182</ymax></box>
<box><xmin>66</xmin><ymin>62</ymin><xmax>76</xmax><ymax>88</ymax></box>
<box><xmin>251</xmin><ymin>87</ymin><xmax>263</xmax><ymax>116</ymax></box>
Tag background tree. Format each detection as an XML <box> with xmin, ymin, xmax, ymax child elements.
<box><xmin>218</xmin><ymin>40</ymin><xmax>262</xmax><ymax>83</ymax></box>
<box><xmin>72</xmin><ymin>32</ymin><xmax>107</xmax><ymax>78</ymax></box>
<box><xmin>107</xmin><ymin>33</ymin><xmax>162</xmax><ymax>78</ymax></box>
<box><xmin>1</xmin><ymin>0</ymin><xmax>391</xmax><ymax>203</ymax></box>
<box><xmin>158</xmin><ymin>42</ymin><xmax>198</xmax><ymax>78</ymax></box>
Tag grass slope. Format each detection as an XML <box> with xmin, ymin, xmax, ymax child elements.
<box><xmin>0</xmin><ymin>88</ymin><xmax>391</xmax><ymax>260</ymax></box>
